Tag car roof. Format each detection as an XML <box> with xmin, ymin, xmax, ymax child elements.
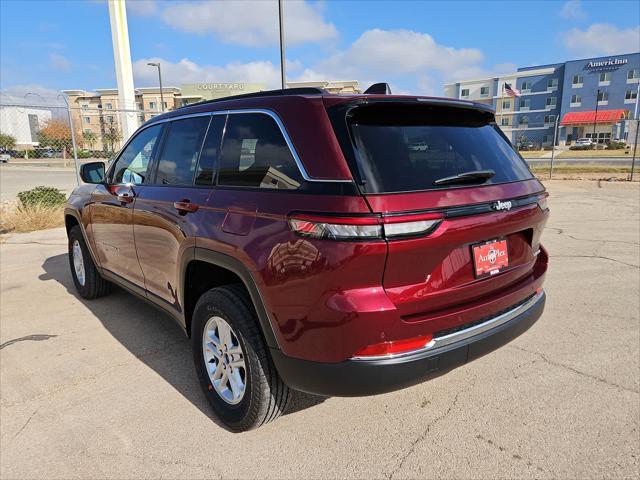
<box><xmin>146</xmin><ymin>87</ymin><xmax>495</xmax><ymax>125</ymax></box>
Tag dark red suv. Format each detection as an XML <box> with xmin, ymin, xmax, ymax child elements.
<box><xmin>65</xmin><ymin>87</ymin><xmax>548</xmax><ymax>431</ymax></box>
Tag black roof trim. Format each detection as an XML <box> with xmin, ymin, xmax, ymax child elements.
<box><xmin>178</xmin><ymin>87</ymin><xmax>326</xmax><ymax>110</ymax></box>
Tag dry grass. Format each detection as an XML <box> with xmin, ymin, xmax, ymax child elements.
<box><xmin>530</xmin><ymin>165</ymin><xmax>633</xmax><ymax>174</ymax></box>
<box><xmin>0</xmin><ymin>201</ymin><xmax>65</xmax><ymax>234</ymax></box>
<box><xmin>556</xmin><ymin>149</ymin><xmax>631</xmax><ymax>158</ymax></box>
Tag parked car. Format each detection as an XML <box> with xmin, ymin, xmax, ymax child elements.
<box><xmin>575</xmin><ymin>137</ymin><xmax>594</xmax><ymax>146</ymax></box>
<box><xmin>65</xmin><ymin>87</ymin><xmax>549</xmax><ymax>431</ymax></box>
<box><xmin>409</xmin><ymin>141</ymin><xmax>428</xmax><ymax>152</ymax></box>
<box><xmin>0</xmin><ymin>153</ymin><xmax>10</xmax><ymax>163</ymax></box>
<box><xmin>517</xmin><ymin>141</ymin><xmax>536</xmax><ymax>151</ymax></box>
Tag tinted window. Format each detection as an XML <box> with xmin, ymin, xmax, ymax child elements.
<box><xmin>347</xmin><ymin>104</ymin><xmax>533</xmax><ymax>193</ymax></box>
<box><xmin>195</xmin><ymin>115</ymin><xmax>225</xmax><ymax>186</ymax></box>
<box><xmin>111</xmin><ymin>124</ymin><xmax>161</xmax><ymax>185</ymax></box>
<box><xmin>155</xmin><ymin>116</ymin><xmax>210</xmax><ymax>185</ymax></box>
<box><xmin>218</xmin><ymin>113</ymin><xmax>302</xmax><ymax>190</ymax></box>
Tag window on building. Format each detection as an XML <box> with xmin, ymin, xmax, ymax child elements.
<box><xmin>110</xmin><ymin>125</ymin><xmax>162</xmax><ymax>185</ymax></box>
<box><xmin>500</xmin><ymin>117</ymin><xmax>510</xmax><ymax>126</ymax></box>
<box><xmin>83</xmin><ymin>116</ymin><xmax>90</xmax><ymax>124</ymax></box>
<box><xmin>599</xmin><ymin>72</ymin><xmax>611</xmax><ymax>84</ymax></box>
<box><xmin>628</xmin><ymin>69</ymin><xmax>639</xmax><ymax>81</ymax></box>
<box><xmin>163</xmin><ymin>101</ymin><xmax>168</xmax><ymax>109</ymax></box>
<box><xmin>519</xmin><ymin>98</ymin><xmax>530</xmax><ymax>110</ymax></box>
<box><xmin>480</xmin><ymin>86</ymin><xmax>489</xmax><ymax>96</ymax></box>
<box><xmin>521</xmin><ymin>81</ymin><xmax>532</xmax><ymax>93</ymax></box>
<box><xmin>502</xmin><ymin>99</ymin><xmax>511</xmax><ymax>110</ymax></box>
<box><xmin>572</xmin><ymin>74</ymin><xmax>583</xmax><ymax>86</ymax></box>
<box><xmin>149</xmin><ymin>101</ymin><xmax>157</xmax><ymax>110</ymax></box>
<box><xmin>461</xmin><ymin>88</ymin><xmax>469</xmax><ymax>97</ymax></box>
<box><xmin>519</xmin><ymin>116</ymin><xmax>529</xmax><ymax>127</ymax></box>
<box><xmin>136</xmin><ymin>102</ymin><xmax>143</xmax><ymax>110</ymax></box>
<box><xmin>82</xmin><ymin>104</ymin><xmax>89</xmax><ymax>111</ymax></box>
<box><xmin>218</xmin><ymin>113</ymin><xmax>302</xmax><ymax>190</ymax></box>
<box><xmin>547</xmin><ymin>78</ymin><xmax>558</xmax><ymax>90</ymax></box>
<box><xmin>138</xmin><ymin>115</ymin><xmax>145</xmax><ymax>124</ymax></box>
<box><xmin>542</xmin><ymin>134</ymin><xmax>552</xmax><ymax>144</ymax></box>
<box><xmin>571</xmin><ymin>94</ymin><xmax>581</xmax><ymax>105</ymax></box>
<box><xmin>195</xmin><ymin>116</ymin><xmax>226</xmax><ymax>186</ymax></box>
<box><xmin>106</xmin><ymin>115</ymin><xmax>114</xmax><ymax>124</ymax></box>
<box><xmin>105</xmin><ymin>102</ymin><xmax>113</xmax><ymax>110</ymax></box>
<box><xmin>84</xmin><ymin>129</ymin><xmax>92</xmax><ymax>135</ymax></box>
<box><xmin>154</xmin><ymin>116</ymin><xmax>211</xmax><ymax>186</ymax></box>
<box><xmin>597</xmin><ymin>91</ymin><xmax>609</xmax><ymax>102</ymax></box>
<box><xmin>546</xmin><ymin>97</ymin><xmax>557</xmax><ymax>108</ymax></box>
<box><xmin>544</xmin><ymin>115</ymin><xmax>555</xmax><ymax>126</ymax></box>
<box><xmin>625</xmin><ymin>90</ymin><xmax>638</xmax><ymax>101</ymax></box>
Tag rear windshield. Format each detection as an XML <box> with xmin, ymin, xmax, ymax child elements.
<box><xmin>344</xmin><ymin>103</ymin><xmax>533</xmax><ymax>193</ymax></box>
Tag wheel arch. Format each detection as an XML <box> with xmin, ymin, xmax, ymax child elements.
<box><xmin>183</xmin><ymin>248</ymin><xmax>280</xmax><ymax>350</ymax></box>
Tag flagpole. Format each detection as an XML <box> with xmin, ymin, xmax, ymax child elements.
<box><xmin>499</xmin><ymin>81</ymin><xmax>505</xmax><ymax>126</ymax></box>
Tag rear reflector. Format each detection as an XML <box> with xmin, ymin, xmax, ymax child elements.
<box><xmin>352</xmin><ymin>334</ymin><xmax>434</xmax><ymax>359</ymax></box>
<box><xmin>537</xmin><ymin>193</ymin><xmax>549</xmax><ymax>211</ymax></box>
<box><xmin>289</xmin><ymin>213</ymin><xmax>442</xmax><ymax>241</ymax></box>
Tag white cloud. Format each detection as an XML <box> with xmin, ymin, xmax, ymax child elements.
<box><xmin>312</xmin><ymin>29</ymin><xmax>484</xmax><ymax>81</ymax></box>
<box><xmin>126</xmin><ymin>0</ymin><xmax>159</xmax><ymax>16</ymax></box>
<box><xmin>559</xmin><ymin>0</ymin><xmax>586</xmax><ymax>20</ymax></box>
<box><xmin>49</xmin><ymin>53</ymin><xmax>71</xmax><ymax>72</ymax></box>
<box><xmin>0</xmin><ymin>84</ymin><xmax>65</xmax><ymax>105</ymax></box>
<box><xmin>160</xmin><ymin>0</ymin><xmax>337</xmax><ymax>47</ymax></box>
<box><xmin>132</xmin><ymin>57</ymin><xmax>281</xmax><ymax>88</ymax></box>
<box><xmin>562</xmin><ymin>23</ymin><xmax>640</xmax><ymax>56</ymax></box>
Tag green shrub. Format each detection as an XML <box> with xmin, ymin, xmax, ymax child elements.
<box><xmin>17</xmin><ymin>186</ymin><xmax>67</xmax><ymax>208</ymax></box>
<box><xmin>607</xmin><ymin>141</ymin><xmax>626</xmax><ymax>150</ymax></box>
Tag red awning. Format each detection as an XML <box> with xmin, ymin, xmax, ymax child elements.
<box><xmin>560</xmin><ymin>109</ymin><xmax>627</xmax><ymax>126</ymax></box>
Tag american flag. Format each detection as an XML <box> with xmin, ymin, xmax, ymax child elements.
<box><xmin>504</xmin><ymin>83</ymin><xmax>521</xmax><ymax>97</ymax></box>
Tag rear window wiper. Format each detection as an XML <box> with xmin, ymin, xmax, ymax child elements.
<box><xmin>433</xmin><ymin>169</ymin><xmax>495</xmax><ymax>186</ymax></box>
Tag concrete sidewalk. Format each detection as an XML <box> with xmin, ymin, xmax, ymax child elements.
<box><xmin>1</xmin><ymin>180</ymin><xmax>638</xmax><ymax>479</ymax></box>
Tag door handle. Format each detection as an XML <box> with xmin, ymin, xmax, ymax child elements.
<box><xmin>174</xmin><ymin>200</ymin><xmax>199</xmax><ymax>214</ymax></box>
<box><xmin>117</xmin><ymin>191</ymin><xmax>135</xmax><ymax>204</ymax></box>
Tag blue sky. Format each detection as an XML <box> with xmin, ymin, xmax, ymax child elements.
<box><xmin>1</xmin><ymin>0</ymin><xmax>638</xmax><ymax>100</ymax></box>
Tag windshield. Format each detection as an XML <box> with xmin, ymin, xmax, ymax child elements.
<box><xmin>345</xmin><ymin>103</ymin><xmax>533</xmax><ymax>194</ymax></box>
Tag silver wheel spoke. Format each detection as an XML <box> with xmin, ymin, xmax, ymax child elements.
<box><xmin>202</xmin><ymin>315</ymin><xmax>247</xmax><ymax>405</ymax></box>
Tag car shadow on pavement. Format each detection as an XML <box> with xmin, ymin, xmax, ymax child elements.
<box><xmin>39</xmin><ymin>253</ymin><xmax>326</xmax><ymax>429</ymax></box>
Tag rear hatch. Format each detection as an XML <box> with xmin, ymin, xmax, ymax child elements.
<box><xmin>327</xmin><ymin>99</ymin><xmax>548</xmax><ymax>327</ymax></box>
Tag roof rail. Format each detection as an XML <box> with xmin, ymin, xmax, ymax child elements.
<box><xmin>178</xmin><ymin>87</ymin><xmax>326</xmax><ymax>109</ymax></box>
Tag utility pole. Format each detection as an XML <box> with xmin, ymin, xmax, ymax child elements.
<box><xmin>549</xmin><ymin>114</ymin><xmax>559</xmax><ymax>180</ymax></box>
<box><xmin>107</xmin><ymin>0</ymin><xmax>137</xmax><ymax>142</ymax></box>
<box><xmin>278</xmin><ymin>0</ymin><xmax>286</xmax><ymax>89</ymax></box>
<box><xmin>592</xmin><ymin>88</ymin><xmax>600</xmax><ymax>142</ymax></box>
<box><xmin>147</xmin><ymin>62</ymin><xmax>165</xmax><ymax>112</ymax></box>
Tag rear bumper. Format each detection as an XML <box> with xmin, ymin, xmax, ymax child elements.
<box><xmin>271</xmin><ymin>290</ymin><xmax>545</xmax><ymax>396</ymax></box>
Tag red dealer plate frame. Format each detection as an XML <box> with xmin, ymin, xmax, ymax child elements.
<box><xmin>472</xmin><ymin>238</ymin><xmax>509</xmax><ymax>278</ymax></box>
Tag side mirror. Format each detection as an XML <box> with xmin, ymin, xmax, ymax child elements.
<box><xmin>80</xmin><ymin>161</ymin><xmax>106</xmax><ymax>184</ymax></box>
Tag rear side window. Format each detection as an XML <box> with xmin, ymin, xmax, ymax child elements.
<box><xmin>154</xmin><ymin>116</ymin><xmax>210</xmax><ymax>185</ymax></box>
<box><xmin>218</xmin><ymin>113</ymin><xmax>302</xmax><ymax>190</ymax></box>
<box><xmin>346</xmin><ymin>104</ymin><xmax>533</xmax><ymax>193</ymax></box>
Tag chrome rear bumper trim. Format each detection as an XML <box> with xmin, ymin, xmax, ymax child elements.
<box><xmin>351</xmin><ymin>290</ymin><xmax>544</xmax><ymax>361</ymax></box>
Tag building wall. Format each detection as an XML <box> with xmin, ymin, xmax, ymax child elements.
<box><xmin>0</xmin><ymin>106</ymin><xmax>52</xmax><ymax>147</ymax></box>
<box><xmin>444</xmin><ymin>53</ymin><xmax>639</xmax><ymax>146</ymax></box>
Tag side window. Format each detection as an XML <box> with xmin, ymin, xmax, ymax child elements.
<box><xmin>195</xmin><ymin>115</ymin><xmax>226</xmax><ymax>186</ymax></box>
<box><xmin>154</xmin><ymin>116</ymin><xmax>210</xmax><ymax>185</ymax></box>
<box><xmin>218</xmin><ymin>113</ymin><xmax>302</xmax><ymax>190</ymax></box>
<box><xmin>111</xmin><ymin>124</ymin><xmax>162</xmax><ymax>185</ymax></box>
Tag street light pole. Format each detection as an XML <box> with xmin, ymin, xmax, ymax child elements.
<box><xmin>147</xmin><ymin>62</ymin><xmax>165</xmax><ymax>112</ymax></box>
<box><xmin>278</xmin><ymin>0</ymin><xmax>286</xmax><ymax>89</ymax></box>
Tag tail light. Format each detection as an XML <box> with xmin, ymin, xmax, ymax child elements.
<box><xmin>352</xmin><ymin>334</ymin><xmax>434</xmax><ymax>359</ymax></box>
<box><xmin>288</xmin><ymin>213</ymin><xmax>442</xmax><ymax>241</ymax></box>
<box><xmin>537</xmin><ymin>193</ymin><xmax>549</xmax><ymax>211</ymax></box>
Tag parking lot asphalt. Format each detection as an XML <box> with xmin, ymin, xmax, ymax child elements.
<box><xmin>1</xmin><ymin>180</ymin><xmax>638</xmax><ymax>479</ymax></box>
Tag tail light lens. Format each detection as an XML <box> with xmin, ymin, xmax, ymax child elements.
<box><xmin>289</xmin><ymin>213</ymin><xmax>442</xmax><ymax>241</ymax></box>
<box><xmin>537</xmin><ymin>193</ymin><xmax>549</xmax><ymax>211</ymax></box>
<box><xmin>352</xmin><ymin>334</ymin><xmax>434</xmax><ymax>359</ymax></box>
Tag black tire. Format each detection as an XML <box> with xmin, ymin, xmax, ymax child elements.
<box><xmin>192</xmin><ymin>284</ymin><xmax>290</xmax><ymax>432</ymax></box>
<box><xmin>68</xmin><ymin>225</ymin><xmax>111</xmax><ymax>299</ymax></box>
